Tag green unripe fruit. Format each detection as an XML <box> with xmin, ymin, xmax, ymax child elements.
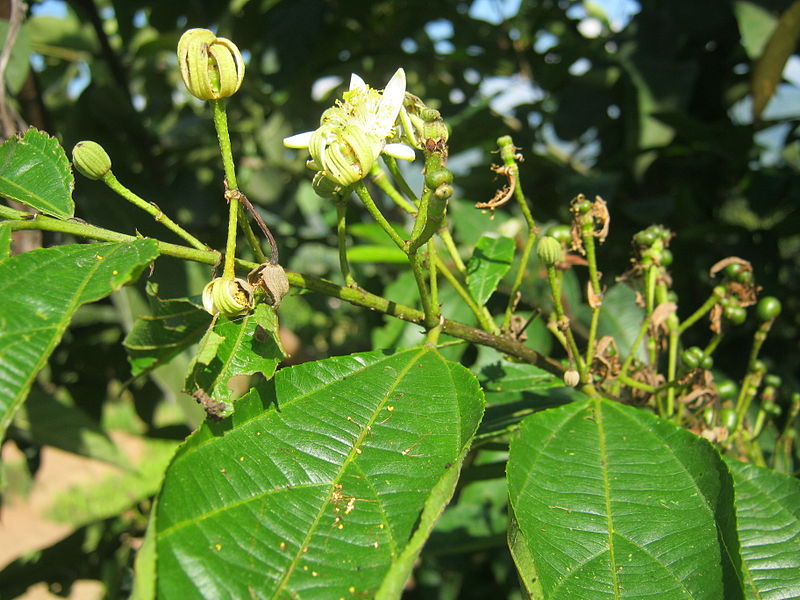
<box><xmin>434</xmin><ymin>183</ymin><xmax>453</xmax><ymax>200</ymax></box>
<box><xmin>723</xmin><ymin>305</ymin><xmax>747</xmax><ymax>325</ymax></box>
<box><xmin>660</xmin><ymin>248</ymin><xmax>673</xmax><ymax>266</ymax></box>
<box><xmin>72</xmin><ymin>141</ymin><xmax>112</xmax><ymax>180</ymax></box>
<box><xmin>425</xmin><ymin>167</ymin><xmax>453</xmax><ymax>189</ymax></box>
<box><xmin>737</xmin><ymin>269</ymin><xmax>753</xmax><ymax>284</ymax></box>
<box><xmin>716</xmin><ymin>380</ymin><xmax>738</xmax><ymax>401</ymax></box>
<box><xmin>537</xmin><ymin>236</ymin><xmax>564</xmax><ymax>267</ymax></box>
<box><xmin>700</xmin><ymin>355</ymin><xmax>714</xmax><ymax>370</ymax></box>
<box><xmin>635</xmin><ymin>230</ymin><xmax>656</xmax><ymax>247</ymax></box>
<box><xmin>724</xmin><ymin>263</ymin><xmax>742</xmax><ymax>279</ymax></box>
<box><xmin>756</xmin><ymin>296</ymin><xmax>781</xmax><ymax>321</ymax></box>
<box><xmin>753</xmin><ymin>359</ymin><xmax>767</xmax><ymax>373</ymax></box>
<box><xmin>681</xmin><ymin>346</ymin><xmax>704</xmax><ymax>369</ymax></box>
<box><xmin>547</xmin><ymin>225</ymin><xmax>571</xmax><ymax>245</ymax></box>
<box><xmin>422</xmin><ymin>120</ymin><xmax>449</xmax><ymax>144</ymax></box>
<box><xmin>573</xmin><ymin>199</ymin><xmax>592</xmax><ymax>214</ymax></box>
<box><xmin>764</xmin><ymin>374</ymin><xmax>782</xmax><ymax>388</ymax></box>
<box><xmin>763</xmin><ymin>401</ymin><xmax>781</xmax><ymax>416</ymax></box>
<box><xmin>719</xmin><ymin>407</ymin><xmax>737</xmax><ymax>430</ymax></box>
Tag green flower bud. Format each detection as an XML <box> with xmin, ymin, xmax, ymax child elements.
<box><xmin>202</xmin><ymin>277</ymin><xmax>253</xmax><ymax>317</ymax></box>
<box><xmin>537</xmin><ymin>236</ymin><xmax>564</xmax><ymax>266</ymax></box>
<box><xmin>311</xmin><ymin>171</ymin><xmax>341</xmax><ymax>198</ymax></box>
<box><xmin>177</xmin><ymin>28</ymin><xmax>244</xmax><ymax>101</ymax></box>
<box><xmin>756</xmin><ymin>296</ymin><xmax>781</xmax><ymax>321</ymax></box>
<box><xmin>72</xmin><ymin>141</ymin><xmax>112</xmax><ymax>180</ymax></box>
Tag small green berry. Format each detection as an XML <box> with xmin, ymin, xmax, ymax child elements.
<box><xmin>719</xmin><ymin>407</ymin><xmax>737</xmax><ymax>429</ymax></box>
<box><xmin>756</xmin><ymin>296</ymin><xmax>781</xmax><ymax>321</ymax></box>
<box><xmin>700</xmin><ymin>355</ymin><xmax>714</xmax><ymax>370</ymax></box>
<box><xmin>547</xmin><ymin>225</ymin><xmax>571</xmax><ymax>246</ymax></box>
<box><xmin>724</xmin><ymin>263</ymin><xmax>742</xmax><ymax>279</ymax></box>
<box><xmin>424</xmin><ymin>167</ymin><xmax>453</xmax><ymax>189</ymax></box>
<box><xmin>764</xmin><ymin>374</ymin><xmax>782</xmax><ymax>388</ymax></box>
<box><xmin>723</xmin><ymin>305</ymin><xmax>747</xmax><ymax>325</ymax></box>
<box><xmin>716</xmin><ymin>380</ymin><xmax>738</xmax><ymax>400</ymax></box>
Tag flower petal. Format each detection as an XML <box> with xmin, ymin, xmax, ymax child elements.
<box><xmin>349</xmin><ymin>73</ymin><xmax>367</xmax><ymax>91</ymax></box>
<box><xmin>375</xmin><ymin>68</ymin><xmax>406</xmax><ymax>137</ymax></box>
<box><xmin>383</xmin><ymin>142</ymin><xmax>416</xmax><ymax>161</ymax></box>
<box><xmin>283</xmin><ymin>131</ymin><xmax>314</xmax><ymax>148</ymax></box>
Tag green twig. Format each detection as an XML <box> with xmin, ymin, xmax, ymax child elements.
<box><xmin>4</xmin><ymin>212</ymin><xmax>566</xmax><ymax>377</ymax></box>
<box><xmin>352</xmin><ymin>182</ymin><xmax>406</xmax><ymax>250</ymax></box>
<box><xmin>211</xmin><ymin>99</ymin><xmax>266</xmax><ymax>265</ymax></box>
<box><xmin>335</xmin><ymin>194</ymin><xmax>356</xmax><ymax>287</ymax></box>
<box><xmin>102</xmin><ymin>172</ymin><xmax>207</xmax><ymax>251</ymax></box>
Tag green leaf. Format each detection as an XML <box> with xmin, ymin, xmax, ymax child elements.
<box><xmin>476</xmin><ymin>360</ymin><xmax>579</xmax><ymax>440</ymax></box>
<box><xmin>0</xmin><ymin>240</ymin><xmax>159</xmax><ymax>441</ymax></box>
<box><xmin>0</xmin><ymin>128</ymin><xmax>74</xmax><ymax>219</ymax></box>
<box><xmin>0</xmin><ymin>20</ymin><xmax>32</xmax><ymax>94</ymax></box>
<box><xmin>466</xmin><ymin>235</ymin><xmax>515</xmax><ymax>306</ymax></box>
<box><xmin>124</xmin><ymin>283</ymin><xmax>212</xmax><ymax>378</ymax></box>
<box><xmin>734</xmin><ymin>1</ymin><xmax>779</xmax><ymax>59</ymax></box>
<box><xmin>183</xmin><ymin>303</ymin><xmax>285</xmax><ymax>419</ymax></box>
<box><xmin>751</xmin><ymin>1</ymin><xmax>800</xmax><ymax>120</ymax></box>
<box><xmin>507</xmin><ymin>397</ymin><xmax>743</xmax><ymax>600</ymax></box>
<box><xmin>12</xmin><ymin>386</ymin><xmax>129</xmax><ymax>468</ymax></box>
<box><xmin>597</xmin><ymin>282</ymin><xmax>646</xmax><ymax>360</ymax></box>
<box><xmin>153</xmin><ymin>347</ymin><xmax>484</xmax><ymax>599</ymax></box>
<box><xmin>725</xmin><ymin>457</ymin><xmax>800</xmax><ymax>599</ymax></box>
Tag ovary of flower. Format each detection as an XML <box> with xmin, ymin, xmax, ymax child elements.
<box><xmin>283</xmin><ymin>68</ymin><xmax>416</xmax><ymax>187</ymax></box>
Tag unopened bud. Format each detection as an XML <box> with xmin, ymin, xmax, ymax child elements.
<box><xmin>72</xmin><ymin>141</ymin><xmax>111</xmax><ymax>180</ymax></box>
<box><xmin>537</xmin><ymin>236</ymin><xmax>564</xmax><ymax>266</ymax></box>
<box><xmin>563</xmin><ymin>369</ymin><xmax>580</xmax><ymax>387</ymax></box>
<box><xmin>177</xmin><ymin>28</ymin><xmax>244</xmax><ymax>101</ymax></box>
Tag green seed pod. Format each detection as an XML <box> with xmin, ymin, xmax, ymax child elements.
<box><xmin>547</xmin><ymin>224</ymin><xmax>571</xmax><ymax>246</ymax></box>
<box><xmin>537</xmin><ymin>236</ymin><xmax>564</xmax><ymax>267</ymax></box>
<box><xmin>716</xmin><ymin>380</ymin><xmax>738</xmax><ymax>401</ymax></box>
<box><xmin>177</xmin><ymin>28</ymin><xmax>245</xmax><ymax>101</ymax></box>
<box><xmin>202</xmin><ymin>277</ymin><xmax>253</xmax><ymax>317</ymax></box>
<box><xmin>723</xmin><ymin>304</ymin><xmax>747</xmax><ymax>325</ymax></box>
<box><xmin>72</xmin><ymin>141</ymin><xmax>112</xmax><ymax>180</ymax></box>
<box><xmin>756</xmin><ymin>296</ymin><xmax>781</xmax><ymax>321</ymax></box>
<box><xmin>723</xmin><ymin>263</ymin><xmax>742</xmax><ymax>279</ymax></box>
<box><xmin>764</xmin><ymin>374</ymin><xmax>782</xmax><ymax>388</ymax></box>
<box><xmin>700</xmin><ymin>354</ymin><xmax>714</xmax><ymax>370</ymax></box>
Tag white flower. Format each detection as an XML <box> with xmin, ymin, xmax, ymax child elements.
<box><xmin>284</xmin><ymin>68</ymin><xmax>416</xmax><ymax>191</ymax></box>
